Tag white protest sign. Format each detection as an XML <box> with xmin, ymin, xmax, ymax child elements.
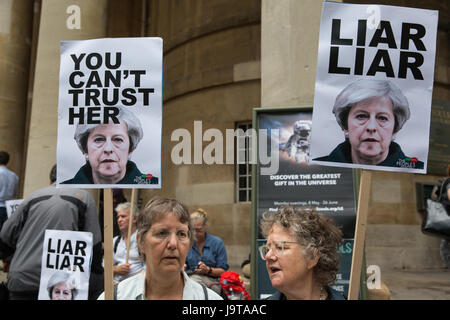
<box><xmin>56</xmin><ymin>37</ymin><xmax>162</xmax><ymax>188</ymax></box>
<box><xmin>5</xmin><ymin>199</ymin><xmax>23</xmax><ymax>219</ymax></box>
<box><xmin>309</xmin><ymin>2</ymin><xmax>438</xmax><ymax>174</ymax></box>
<box><xmin>38</xmin><ymin>230</ymin><xmax>93</xmax><ymax>300</ymax></box>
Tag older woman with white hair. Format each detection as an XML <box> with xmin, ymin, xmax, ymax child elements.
<box><xmin>314</xmin><ymin>79</ymin><xmax>423</xmax><ymax>169</ymax></box>
<box><xmin>62</xmin><ymin>105</ymin><xmax>158</xmax><ymax>184</ymax></box>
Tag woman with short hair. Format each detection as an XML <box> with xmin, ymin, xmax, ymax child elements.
<box><xmin>260</xmin><ymin>206</ymin><xmax>345</xmax><ymax>300</ymax></box>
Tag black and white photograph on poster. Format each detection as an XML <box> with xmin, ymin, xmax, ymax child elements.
<box><xmin>309</xmin><ymin>2</ymin><xmax>438</xmax><ymax>174</ymax></box>
<box><xmin>255</xmin><ymin>108</ymin><xmax>357</xmax><ymax>298</ymax></box>
<box><xmin>38</xmin><ymin>230</ymin><xmax>93</xmax><ymax>300</ymax></box>
<box><xmin>56</xmin><ymin>38</ymin><xmax>162</xmax><ymax>188</ymax></box>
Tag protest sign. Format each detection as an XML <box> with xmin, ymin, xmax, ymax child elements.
<box><xmin>5</xmin><ymin>199</ymin><xmax>23</xmax><ymax>218</ymax></box>
<box><xmin>309</xmin><ymin>2</ymin><xmax>438</xmax><ymax>174</ymax></box>
<box><xmin>38</xmin><ymin>230</ymin><xmax>93</xmax><ymax>300</ymax></box>
<box><xmin>56</xmin><ymin>37</ymin><xmax>163</xmax><ymax>188</ymax></box>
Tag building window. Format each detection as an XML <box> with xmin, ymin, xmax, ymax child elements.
<box><xmin>236</xmin><ymin>122</ymin><xmax>252</xmax><ymax>202</ymax></box>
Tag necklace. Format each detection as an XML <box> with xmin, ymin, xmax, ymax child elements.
<box><xmin>319</xmin><ymin>287</ymin><xmax>325</xmax><ymax>300</ymax></box>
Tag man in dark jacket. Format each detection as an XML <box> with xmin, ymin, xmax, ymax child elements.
<box><xmin>0</xmin><ymin>165</ymin><xmax>103</xmax><ymax>300</ymax></box>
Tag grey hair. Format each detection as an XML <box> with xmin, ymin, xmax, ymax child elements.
<box><xmin>47</xmin><ymin>271</ymin><xmax>78</xmax><ymax>300</ymax></box>
<box><xmin>137</xmin><ymin>196</ymin><xmax>194</xmax><ymax>262</ymax></box>
<box><xmin>332</xmin><ymin>79</ymin><xmax>410</xmax><ymax>134</ymax></box>
<box><xmin>260</xmin><ymin>206</ymin><xmax>343</xmax><ymax>287</ymax></box>
<box><xmin>74</xmin><ymin>105</ymin><xmax>143</xmax><ymax>154</ymax></box>
<box><xmin>190</xmin><ymin>208</ymin><xmax>208</xmax><ymax>226</ymax></box>
<box><xmin>115</xmin><ymin>202</ymin><xmax>139</xmax><ymax>216</ymax></box>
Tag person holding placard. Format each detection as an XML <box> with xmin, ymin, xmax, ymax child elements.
<box><xmin>62</xmin><ymin>105</ymin><xmax>158</xmax><ymax>185</ymax></box>
<box><xmin>260</xmin><ymin>206</ymin><xmax>345</xmax><ymax>300</ymax></box>
<box><xmin>112</xmin><ymin>202</ymin><xmax>144</xmax><ymax>283</ymax></box>
<box><xmin>313</xmin><ymin>79</ymin><xmax>424</xmax><ymax>169</ymax></box>
<box><xmin>0</xmin><ymin>165</ymin><xmax>103</xmax><ymax>300</ymax></box>
<box><xmin>98</xmin><ymin>196</ymin><xmax>222</xmax><ymax>300</ymax></box>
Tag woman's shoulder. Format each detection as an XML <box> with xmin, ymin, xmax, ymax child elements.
<box><xmin>182</xmin><ymin>271</ymin><xmax>223</xmax><ymax>300</ymax></box>
<box><xmin>326</xmin><ymin>286</ymin><xmax>346</xmax><ymax>300</ymax></box>
<box><xmin>97</xmin><ymin>271</ymin><xmax>145</xmax><ymax>300</ymax></box>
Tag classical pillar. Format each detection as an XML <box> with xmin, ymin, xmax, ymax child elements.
<box><xmin>261</xmin><ymin>0</ymin><xmax>324</xmax><ymax>107</ymax></box>
<box><xmin>23</xmin><ymin>0</ymin><xmax>107</xmax><ymax>196</ymax></box>
<box><xmin>0</xmin><ymin>0</ymin><xmax>33</xmax><ymax>185</ymax></box>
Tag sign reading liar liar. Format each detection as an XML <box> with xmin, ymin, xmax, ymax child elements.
<box><xmin>309</xmin><ymin>2</ymin><xmax>438</xmax><ymax>174</ymax></box>
<box><xmin>38</xmin><ymin>230</ymin><xmax>93</xmax><ymax>300</ymax></box>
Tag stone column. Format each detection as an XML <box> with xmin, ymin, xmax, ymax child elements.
<box><xmin>0</xmin><ymin>0</ymin><xmax>33</xmax><ymax>183</ymax></box>
<box><xmin>23</xmin><ymin>0</ymin><xmax>107</xmax><ymax>196</ymax></box>
<box><xmin>261</xmin><ymin>0</ymin><xmax>325</xmax><ymax>107</ymax></box>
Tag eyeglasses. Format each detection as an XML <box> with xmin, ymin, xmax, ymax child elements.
<box><xmin>194</xmin><ymin>228</ymin><xmax>205</xmax><ymax>233</ymax></box>
<box><xmin>258</xmin><ymin>241</ymin><xmax>298</xmax><ymax>260</ymax></box>
<box><xmin>150</xmin><ymin>228</ymin><xmax>190</xmax><ymax>243</ymax></box>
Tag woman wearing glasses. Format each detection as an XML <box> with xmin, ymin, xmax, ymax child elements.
<box><xmin>259</xmin><ymin>206</ymin><xmax>345</xmax><ymax>300</ymax></box>
<box><xmin>98</xmin><ymin>197</ymin><xmax>222</xmax><ymax>300</ymax></box>
<box><xmin>185</xmin><ymin>208</ymin><xmax>229</xmax><ymax>294</ymax></box>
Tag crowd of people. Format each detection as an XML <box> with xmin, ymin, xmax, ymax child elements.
<box><xmin>0</xmin><ymin>152</ymin><xmax>352</xmax><ymax>300</ymax></box>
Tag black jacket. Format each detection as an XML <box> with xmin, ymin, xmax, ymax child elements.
<box><xmin>314</xmin><ymin>140</ymin><xmax>424</xmax><ymax>169</ymax></box>
<box><xmin>265</xmin><ymin>286</ymin><xmax>346</xmax><ymax>300</ymax></box>
<box><xmin>62</xmin><ymin>161</ymin><xmax>158</xmax><ymax>184</ymax></box>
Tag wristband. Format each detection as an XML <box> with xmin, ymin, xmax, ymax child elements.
<box><xmin>208</xmin><ymin>267</ymin><xmax>212</xmax><ymax>275</ymax></box>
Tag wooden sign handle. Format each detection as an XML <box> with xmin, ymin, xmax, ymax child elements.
<box><xmin>348</xmin><ymin>169</ymin><xmax>372</xmax><ymax>300</ymax></box>
<box><xmin>103</xmin><ymin>188</ymin><xmax>114</xmax><ymax>300</ymax></box>
<box><xmin>126</xmin><ymin>189</ymin><xmax>137</xmax><ymax>264</ymax></box>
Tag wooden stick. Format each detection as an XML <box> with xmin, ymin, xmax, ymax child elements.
<box><xmin>126</xmin><ymin>189</ymin><xmax>137</xmax><ymax>264</ymax></box>
<box><xmin>103</xmin><ymin>188</ymin><xmax>114</xmax><ymax>300</ymax></box>
<box><xmin>348</xmin><ymin>169</ymin><xmax>372</xmax><ymax>300</ymax></box>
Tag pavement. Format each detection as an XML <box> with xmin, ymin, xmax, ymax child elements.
<box><xmin>381</xmin><ymin>268</ymin><xmax>450</xmax><ymax>300</ymax></box>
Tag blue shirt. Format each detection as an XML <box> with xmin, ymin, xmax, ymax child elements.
<box><xmin>185</xmin><ymin>233</ymin><xmax>229</xmax><ymax>272</ymax></box>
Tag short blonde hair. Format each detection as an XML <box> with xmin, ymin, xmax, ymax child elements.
<box><xmin>190</xmin><ymin>208</ymin><xmax>208</xmax><ymax>225</ymax></box>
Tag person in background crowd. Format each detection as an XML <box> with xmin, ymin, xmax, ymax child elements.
<box><xmin>99</xmin><ymin>197</ymin><xmax>222</xmax><ymax>300</ymax></box>
<box><xmin>112</xmin><ymin>202</ymin><xmax>144</xmax><ymax>284</ymax></box>
<box><xmin>185</xmin><ymin>208</ymin><xmax>229</xmax><ymax>294</ymax></box>
<box><xmin>0</xmin><ymin>151</ymin><xmax>19</xmax><ymax>231</ymax></box>
<box><xmin>260</xmin><ymin>206</ymin><xmax>345</xmax><ymax>300</ymax></box>
<box><xmin>0</xmin><ymin>165</ymin><xmax>103</xmax><ymax>300</ymax></box>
